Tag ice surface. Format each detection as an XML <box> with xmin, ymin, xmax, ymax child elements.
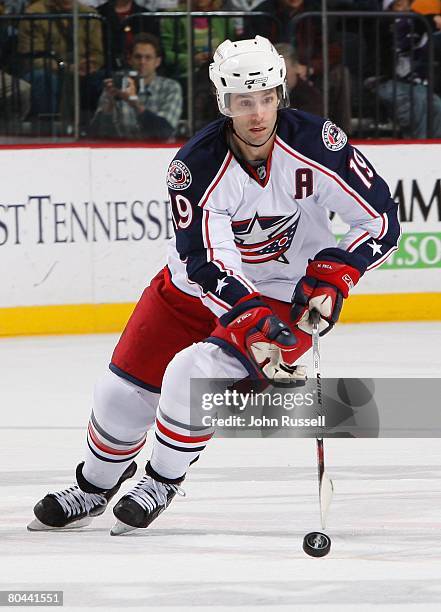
<box><xmin>1</xmin><ymin>322</ymin><xmax>441</xmax><ymax>611</ymax></box>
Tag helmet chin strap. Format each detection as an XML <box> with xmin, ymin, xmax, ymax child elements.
<box><xmin>230</xmin><ymin>118</ymin><xmax>278</xmax><ymax>149</ymax></box>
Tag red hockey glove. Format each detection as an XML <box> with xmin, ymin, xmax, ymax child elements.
<box><xmin>291</xmin><ymin>249</ymin><xmax>362</xmax><ymax>336</ymax></box>
<box><xmin>210</xmin><ymin>297</ymin><xmax>306</xmax><ymax>384</ymax></box>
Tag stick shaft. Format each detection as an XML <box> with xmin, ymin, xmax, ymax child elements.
<box><xmin>310</xmin><ymin>310</ymin><xmax>328</xmax><ymax>527</ymax></box>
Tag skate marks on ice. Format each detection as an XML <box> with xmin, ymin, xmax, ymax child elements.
<box><xmin>2</xmin><ymin>462</ymin><xmax>441</xmax><ymax>608</ymax></box>
<box><xmin>5</xmin><ymin>463</ymin><xmax>441</xmax><ymax>553</ymax></box>
<box><xmin>1</xmin><ymin>469</ymin><xmax>87</xmax><ymax>487</ymax></box>
<box><xmin>3</xmin><ymin>463</ymin><xmax>441</xmax><ymax>488</ymax></box>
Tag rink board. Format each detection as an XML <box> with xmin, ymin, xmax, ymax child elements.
<box><xmin>1</xmin><ymin>293</ymin><xmax>441</xmax><ymax>336</ymax></box>
<box><xmin>0</xmin><ymin>141</ymin><xmax>440</xmax><ymax>335</ymax></box>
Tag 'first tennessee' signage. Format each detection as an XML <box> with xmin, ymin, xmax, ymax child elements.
<box><xmin>0</xmin><ymin>195</ymin><xmax>174</xmax><ymax>246</ymax></box>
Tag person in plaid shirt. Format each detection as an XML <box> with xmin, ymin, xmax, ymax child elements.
<box><xmin>91</xmin><ymin>33</ymin><xmax>182</xmax><ymax>140</ymax></box>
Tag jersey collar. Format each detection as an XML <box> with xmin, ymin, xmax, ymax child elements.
<box><xmin>224</xmin><ymin>121</ymin><xmax>275</xmax><ymax>188</ymax></box>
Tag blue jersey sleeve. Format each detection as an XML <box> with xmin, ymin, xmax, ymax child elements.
<box><xmin>167</xmin><ymin>121</ymin><xmax>256</xmax><ymax>315</ymax></box>
<box><xmin>281</xmin><ymin>111</ymin><xmax>401</xmax><ymax>273</ymax></box>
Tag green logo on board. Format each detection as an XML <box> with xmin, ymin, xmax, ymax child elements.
<box><xmin>335</xmin><ymin>232</ymin><xmax>441</xmax><ymax>269</ymax></box>
<box><xmin>382</xmin><ymin>232</ymin><xmax>441</xmax><ymax>269</ymax></box>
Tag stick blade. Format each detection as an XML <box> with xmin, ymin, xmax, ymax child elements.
<box><xmin>319</xmin><ymin>473</ymin><xmax>334</xmax><ymax>530</ymax></box>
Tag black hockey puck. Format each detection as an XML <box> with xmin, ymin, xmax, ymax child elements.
<box><xmin>303</xmin><ymin>532</ymin><xmax>331</xmax><ymax>557</ymax></box>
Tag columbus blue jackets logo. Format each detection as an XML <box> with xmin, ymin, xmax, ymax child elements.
<box><xmin>232</xmin><ymin>212</ymin><xmax>300</xmax><ymax>264</ymax></box>
<box><xmin>322</xmin><ymin>121</ymin><xmax>347</xmax><ymax>151</ymax></box>
<box><xmin>167</xmin><ymin>160</ymin><xmax>192</xmax><ymax>190</ymax></box>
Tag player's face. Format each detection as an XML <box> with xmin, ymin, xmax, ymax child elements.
<box><xmin>230</xmin><ymin>89</ymin><xmax>278</xmax><ymax>146</ymax></box>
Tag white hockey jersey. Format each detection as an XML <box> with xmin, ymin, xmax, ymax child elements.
<box><xmin>166</xmin><ymin>109</ymin><xmax>401</xmax><ymax>316</ymax></box>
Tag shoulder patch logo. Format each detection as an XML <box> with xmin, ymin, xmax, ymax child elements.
<box><xmin>322</xmin><ymin>121</ymin><xmax>347</xmax><ymax>151</ymax></box>
<box><xmin>167</xmin><ymin>160</ymin><xmax>192</xmax><ymax>190</ymax></box>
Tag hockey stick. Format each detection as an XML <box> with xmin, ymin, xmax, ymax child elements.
<box><xmin>310</xmin><ymin>309</ymin><xmax>334</xmax><ymax>530</ymax></box>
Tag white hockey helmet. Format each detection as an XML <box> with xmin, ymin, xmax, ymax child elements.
<box><xmin>209</xmin><ymin>35</ymin><xmax>289</xmax><ymax>117</ymax></box>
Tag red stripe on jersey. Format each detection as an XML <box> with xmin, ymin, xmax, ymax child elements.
<box><xmin>265</xmin><ymin>146</ymin><xmax>274</xmax><ymax>187</ymax></box>
<box><xmin>88</xmin><ymin>423</ymin><xmax>146</xmax><ymax>456</ymax></box>
<box><xmin>275</xmin><ymin>138</ymin><xmax>379</xmax><ymax>220</ymax></box>
<box><xmin>204</xmin><ymin>209</ymin><xmax>214</xmax><ymax>260</ymax></box>
<box><xmin>199</xmin><ymin>152</ymin><xmax>233</xmax><ymax>209</ymax></box>
<box><xmin>235</xmin><ymin>273</ymin><xmax>256</xmax><ymax>293</ymax></box>
<box><xmin>378</xmin><ymin>214</ymin><xmax>385</xmax><ymax>240</ymax></box>
<box><xmin>241</xmin><ymin>252</ymin><xmax>286</xmax><ymax>264</ymax></box>
<box><xmin>347</xmin><ymin>231</ymin><xmax>370</xmax><ymax>252</ymax></box>
<box><xmin>377</xmin><ymin>213</ymin><xmax>388</xmax><ymax>240</ymax></box>
<box><xmin>156</xmin><ymin>418</ymin><xmax>213</xmax><ymax>444</ymax></box>
<box><xmin>205</xmin><ymin>292</ymin><xmax>230</xmax><ymax>310</ymax></box>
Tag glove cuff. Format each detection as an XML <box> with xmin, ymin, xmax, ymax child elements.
<box><xmin>314</xmin><ymin>247</ymin><xmax>368</xmax><ymax>275</ymax></box>
<box><xmin>219</xmin><ymin>294</ymin><xmax>268</xmax><ymax>327</ymax></box>
<box><xmin>306</xmin><ymin>259</ymin><xmax>361</xmax><ymax>298</ymax></box>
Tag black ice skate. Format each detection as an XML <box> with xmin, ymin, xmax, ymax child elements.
<box><xmin>111</xmin><ymin>463</ymin><xmax>185</xmax><ymax>536</ymax></box>
<box><xmin>27</xmin><ymin>461</ymin><xmax>137</xmax><ymax>531</ymax></box>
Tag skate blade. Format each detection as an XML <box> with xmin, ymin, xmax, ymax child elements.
<box><xmin>27</xmin><ymin>516</ymin><xmax>93</xmax><ymax>531</ymax></box>
<box><xmin>110</xmin><ymin>519</ymin><xmax>138</xmax><ymax>536</ymax></box>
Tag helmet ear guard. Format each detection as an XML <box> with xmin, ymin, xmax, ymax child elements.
<box><xmin>209</xmin><ymin>36</ymin><xmax>290</xmax><ymax>117</ymax></box>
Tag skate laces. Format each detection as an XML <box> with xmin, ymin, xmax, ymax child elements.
<box><xmin>52</xmin><ymin>486</ymin><xmax>107</xmax><ymax>518</ymax></box>
<box><xmin>127</xmin><ymin>475</ymin><xmax>185</xmax><ymax>513</ymax></box>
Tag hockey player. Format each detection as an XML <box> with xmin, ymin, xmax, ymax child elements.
<box><xmin>28</xmin><ymin>36</ymin><xmax>400</xmax><ymax>535</ymax></box>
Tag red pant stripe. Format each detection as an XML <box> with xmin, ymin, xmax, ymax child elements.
<box><xmin>155</xmin><ymin>418</ymin><xmax>213</xmax><ymax>444</ymax></box>
<box><xmin>88</xmin><ymin>423</ymin><xmax>146</xmax><ymax>456</ymax></box>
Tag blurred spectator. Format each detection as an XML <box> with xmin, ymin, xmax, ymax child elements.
<box><xmin>0</xmin><ymin>1</ymin><xmax>31</xmax><ymax>121</ymax></box>
<box><xmin>193</xmin><ymin>58</ymin><xmax>217</xmax><ymax>130</ymax></box>
<box><xmin>138</xmin><ymin>0</ymin><xmax>179</xmax><ymax>7</ymax></box>
<box><xmin>251</xmin><ymin>0</ymin><xmax>352</xmax><ymax>132</ymax></box>
<box><xmin>18</xmin><ymin>0</ymin><xmax>104</xmax><ymax>117</ymax></box>
<box><xmin>388</xmin><ymin>0</ymin><xmax>441</xmax><ymax>79</ymax></box>
<box><xmin>275</xmin><ymin>42</ymin><xmax>323</xmax><ymax>115</ymax></box>
<box><xmin>161</xmin><ymin>0</ymin><xmax>238</xmax><ymax>78</ymax></box>
<box><xmin>410</xmin><ymin>0</ymin><xmax>441</xmax><ymax>93</ymax></box>
<box><xmin>98</xmin><ymin>0</ymin><xmax>160</xmax><ymax>69</ymax></box>
<box><xmin>370</xmin><ymin>0</ymin><xmax>441</xmax><ymax>137</ymax></box>
<box><xmin>2</xmin><ymin>0</ymin><xmax>29</xmax><ymax>12</ymax></box>
<box><xmin>223</xmin><ymin>0</ymin><xmax>261</xmax><ymax>8</ymax></box>
<box><xmin>0</xmin><ymin>70</ymin><xmax>31</xmax><ymax>120</ymax></box>
<box><xmin>248</xmin><ymin>0</ymin><xmax>323</xmax><ymax>42</ymax></box>
<box><xmin>90</xmin><ymin>32</ymin><xmax>182</xmax><ymax>138</ymax></box>
<box><xmin>323</xmin><ymin>0</ymin><xmax>381</xmax><ymax>7</ymax></box>
<box><xmin>411</xmin><ymin>0</ymin><xmax>441</xmax><ymax>14</ymax></box>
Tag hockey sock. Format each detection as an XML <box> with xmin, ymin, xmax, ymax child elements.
<box><xmin>149</xmin><ymin>405</ymin><xmax>214</xmax><ymax>480</ymax></box>
<box><xmin>82</xmin><ymin>370</ymin><xmax>159</xmax><ymax>489</ymax></box>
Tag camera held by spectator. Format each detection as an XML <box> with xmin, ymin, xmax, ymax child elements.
<box><xmin>113</xmin><ymin>70</ymin><xmax>142</xmax><ymax>92</ymax></box>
